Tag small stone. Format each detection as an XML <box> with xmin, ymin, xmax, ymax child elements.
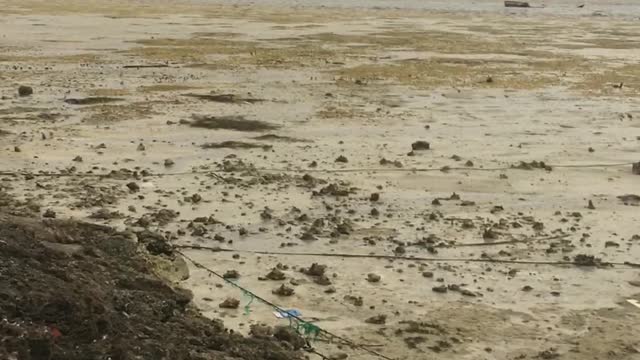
<box><xmin>126</xmin><ymin>182</ymin><xmax>140</xmax><ymax>192</ymax></box>
<box><xmin>18</xmin><ymin>86</ymin><xmax>33</xmax><ymax>97</ymax></box>
<box><xmin>465</xmin><ymin>160</ymin><xmax>474</xmax><ymax>167</ymax></box>
<box><xmin>370</xmin><ymin>208</ymin><xmax>380</xmax><ymax>216</ymax></box>
<box><xmin>432</xmin><ymin>199</ymin><xmax>441</xmax><ymax>206</ymax></box>
<box><xmin>588</xmin><ymin>147</ymin><xmax>595</xmax><ymax>153</ymax></box>
<box><xmin>369</xmin><ymin>193</ymin><xmax>380</xmax><ymax>202</ymax></box>
<box><xmin>223</xmin><ymin>270</ymin><xmax>240</xmax><ymax>279</ymax></box>
<box><xmin>604</xmin><ymin>241</ymin><xmax>619</xmax><ymax>248</ymax></box>
<box><xmin>460</xmin><ymin>289</ymin><xmax>477</xmax><ymax>297</ymax></box>
<box><xmin>329</xmin><ymin>352</ymin><xmax>349</xmax><ymax>360</ymax></box>
<box><xmin>13</xmin><ymin>146</ymin><xmax>21</xmax><ymax>153</ymax></box>
<box><xmin>266</xmin><ymin>268</ymin><xmax>286</xmax><ymax>281</ymax></box>
<box><xmin>587</xmin><ymin>200</ymin><xmax>595</xmax><ymax>209</ymax></box>
<box><xmin>522</xmin><ymin>285</ymin><xmax>533</xmax><ymax>292</ymax></box>
<box><xmin>43</xmin><ymin>209</ymin><xmax>56</xmax><ymax>218</ymax></box>
<box><xmin>422</xmin><ymin>271</ymin><xmax>434</xmax><ymax>278</ymax></box>
<box><xmin>335</xmin><ymin>155</ymin><xmax>348</xmax><ymax>163</ymax></box>
<box><xmin>191</xmin><ymin>193</ymin><xmax>202</xmax><ymax>203</ymax></box>
<box><xmin>432</xmin><ymin>285</ymin><xmax>448</xmax><ymax>293</ymax></box>
<box><xmin>272</xmin><ymin>284</ymin><xmax>295</xmax><ymax>296</ymax></box>
<box><xmin>137</xmin><ymin>143</ymin><xmax>146</xmax><ymax>151</ymax></box>
<box><xmin>164</xmin><ymin>159</ymin><xmax>175</xmax><ymax>167</ymax></box>
<box><xmin>367</xmin><ymin>273</ymin><xmax>381</xmax><ymax>283</ymax></box>
<box><xmin>302</xmin><ymin>263</ymin><xmax>327</xmax><ymax>277</ymax></box>
<box><xmin>72</xmin><ymin>155</ymin><xmax>83</xmax><ymax>162</ymax></box>
<box><xmin>411</xmin><ymin>141</ymin><xmax>430</xmax><ymax>150</ymax></box>
<box><xmin>309</xmin><ymin>160</ymin><xmax>318</xmax><ymax>168</ymax></box>
<box><xmin>219</xmin><ymin>298</ymin><xmax>240</xmax><ymax>309</ymax></box>
<box><xmin>365</xmin><ymin>314</ymin><xmax>387</xmax><ymax>325</ymax></box>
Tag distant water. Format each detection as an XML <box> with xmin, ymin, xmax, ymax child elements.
<box><xmin>196</xmin><ymin>0</ymin><xmax>640</xmax><ymax>18</ymax></box>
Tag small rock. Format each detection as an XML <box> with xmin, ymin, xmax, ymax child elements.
<box><xmin>126</xmin><ymin>182</ymin><xmax>140</xmax><ymax>192</ymax></box>
<box><xmin>432</xmin><ymin>199</ymin><xmax>441</xmax><ymax>206</ymax></box>
<box><xmin>191</xmin><ymin>193</ymin><xmax>202</xmax><ymax>203</ymax></box>
<box><xmin>329</xmin><ymin>352</ymin><xmax>349</xmax><ymax>360</ymax></box>
<box><xmin>460</xmin><ymin>289</ymin><xmax>477</xmax><ymax>297</ymax></box>
<box><xmin>422</xmin><ymin>271</ymin><xmax>434</xmax><ymax>278</ymax></box>
<box><xmin>465</xmin><ymin>160</ymin><xmax>474</xmax><ymax>167</ymax></box>
<box><xmin>266</xmin><ymin>268</ymin><xmax>286</xmax><ymax>281</ymax></box>
<box><xmin>335</xmin><ymin>155</ymin><xmax>348</xmax><ymax>163</ymax></box>
<box><xmin>42</xmin><ymin>209</ymin><xmax>56</xmax><ymax>218</ymax></box>
<box><xmin>365</xmin><ymin>314</ymin><xmax>387</xmax><ymax>325</ymax></box>
<box><xmin>137</xmin><ymin>143</ymin><xmax>146</xmax><ymax>151</ymax></box>
<box><xmin>219</xmin><ymin>298</ymin><xmax>240</xmax><ymax>309</ymax></box>
<box><xmin>370</xmin><ymin>208</ymin><xmax>380</xmax><ymax>216</ymax></box>
<box><xmin>588</xmin><ymin>200</ymin><xmax>595</xmax><ymax>209</ymax></box>
<box><xmin>14</xmin><ymin>146</ymin><xmax>21</xmax><ymax>153</ymax></box>
<box><xmin>522</xmin><ymin>285</ymin><xmax>533</xmax><ymax>292</ymax></box>
<box><xmin>72</xmin><ymin>155</ymin><xmax>83</xmax><ymax>162</ymax></box>
<box><xmin>369</xmin><ymin>193</ymin><xmax>380</xmax><ymax>202</ymax></box>
<box><xmin>432</xmin><ymin>285</ymin><xmax>448</xmax><ymax>293</ymax></box>
<box><xmin>367</xmin><ymin>273</ymin><xmax>381</xmax><ymax>283</ymax></box>
<box><xmin>223</xmin><ymin>270</ymin><xmax>240</xmax><ymax>279</ymax></box>
<box><xmin>272</xmin><ymin>284</ymin><xmax>295</xmax><ymax>296</ymax></box>
<box><xmin>164</xmin><ymin>159</ymin><xmax>175</xmax><ymax>167</ymax></box>
<box><xmin>18</xmin><ymin>86</ymin><xmax>33</xmax><ymax>97</ymax></box>
<box><xmin>411</xmin><ymin>141</ymin><xmax>430</xmax><ymax>150</ymax></box>
<box><xmin>302</xmin><ymin>263</ymin><xmax>327</xmax><ymax>277</ymax></box>
<box><xmin>273</xmin><ymin>326</ymin><xmax>306</xmax><ymax>350</ymax></box>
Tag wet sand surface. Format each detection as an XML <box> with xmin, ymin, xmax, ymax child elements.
<box><xmin>1</xmin><ymin>0</ymin><xmax>640</xmax><ymax>359</ymax></box>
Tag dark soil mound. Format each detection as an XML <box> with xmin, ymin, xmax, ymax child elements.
<box><xmin>0</xmin><ymin>214</ymin><xmax>303</xmax><ymax>360</ymax></box>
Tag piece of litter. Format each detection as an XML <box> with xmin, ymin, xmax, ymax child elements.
<box><xmin>274</xmin><ymin>309</ymin><xmax>301</xmax><ymax>319</ymax></box>
<box><xmin>627</xmin><ymin>299</ymin><xmax>640</xmax><ymax>309</ymax></box>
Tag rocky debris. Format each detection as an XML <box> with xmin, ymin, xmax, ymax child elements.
<box><xmin>190</xmin><ymin>114</ymin><xmax>279</xmax><ymax>131</ymax></box>
<box><xmin>126</xmin><ymin>182</ymin><xmax>140</xmax><ymax>192</ymax></box>
<box><xmin>587</xmin><ymin>200</ymin><xmax>596</xmax><ymax>209</ymax></box>
<box><xmin>253</xmin><ymin>134</ymin><xmax>310</xmax><ymax>143</ymax></box>
<box><xmin>164</xmin><ymin>159</ymin><xmax>175</xmax><ymax>167</ymax></box>
<box><xmin>185</xmin><ymin>193</ymin><xmax>202</xmax><ymax>204</ymax></box>
<box><xmin>536</xmin><ymin>348</ymin><xmax>560</xmax><ymax>359</ymax></box>
<box><xmin>18</xmin><ymin>85</ymin><xmax>33</xmax><ymax>97</ymax></box>
<box><xmin>522</xmin><ymin>285</ymin><xmax>533</xmax><ymax>292</ymax></box>
<box><xmin>411</xmin><ymin>141</ymin><xmax>430</xmax><ymax>150</ymax></box>
<box><xmin>136</xmin><ymin>209</ymin><xmax>179</xmax><ymax>227</ymax></box>
<box><xmin>369</xmin><ymin>193</ymin><xmax>380</xmax><ymax>202</ymax></box>
<box><xmin>432</xmin><ymin>285</ymin><xmax>448</xmax><ymax>293</ymax></box>
<box><xmin>72</xmin><ymin>155</ymin><xmax>83</xmax><ymax>162</ymax></box>
<box><xmin>380</xmin><ymin>158</ymin><xmax>403</xmax><ymax>168</ymax></box>
<box><xmin>137</xmin><ymin>143</ymin><xmax>146</xmax><ymax>151</ymax></box>
<box><xmin>0</xmin><ymin>216</ymin><xmax>303</xmax><ymax>360</ymax></box>
<box><xmin>365</xmin><ymin>314</ymin><xmax>387</xmax><ymax>325</ymax></box>
<box><xmin>308</xmin><ymin>160</ymin><xmax>318</xmax><ymax>168</ymax></box>
<box><xmin>89</xmin><ymin>208</ymin><xmax>123</xmax><ymax>220</ymax></box>
<box><xmin>314</xmin><ymin>183</ymin><xmax>353</xmax><ymax>197</ymax></box>
<box><xmin>264</xmin><ymin>268</ymin><xmax>286</xmax><ymax>281</ymax></box>
<box><xmin>13</xmin><ymin>146</ymin><xmax>21</xmax><ymax>152</ymax></box>
<box><xmin>573</xmin><ymin>254</ymin><xmax>602</xmax><ymax>267</ymax></box>
<box><xmin>223</xmin><ymin>270</ymin><xmax>240</xmax><ymax>279</ymax></box>
<box><xmin>512</xmin><ymin>160</ymin><xmax>552</xmax><ymax>171</ymax></box>
<box><xmin>367</xmin><ymin>273</ymin><xmax>381</xmax><ymax>283</ymax></box>
<box><xmin>273</xmin><ymin>326</ymin><xmax>306</xmax><ymax>350</ymax></box>
<box><xmin>422</xmin><ymin>271</ymin><xmax>434</xmax><ymax>278</ymax></box>
<box><xmin>301</xmin><ymin>263</ymin><xmax>327</xmax><ymax>277</ymax></box>
<box><xmin>272</xmin><ymin>284</ymin><xmax>295</xmax><ymax>296</ymax></box>
<box><xmin>42</xmin><ymin>209</ymin><xmax>56</xmax><ymax>218</ymax></box>
<box><xmin>483</xmin><ymin>227</ymin><xmax>498</xmax><ymax>240</ymax></box>
<box><xmin>344</xmin><ymin>295</ymin><xmax>363</xmax><ymax>306</ymax></box>
<box><xmin>604</xmin><ymin>241</ymin><xmax>619</xmax><ymax>248</ymax></box>
<box><xmin>633</xmin><ymin>162</ymin><xmax>640</xmax><ymax>175</ymax></box>
<box><xmin>137</xmin><ymin>231</ymin><xmax>173</xmax><ymax>256</ymax></box>
<box><xmin>249</xmin><ymin>324</ymin><xmax>273</xmax><ymax>338</ymax></box>
<box><xmin>219</xmin><ymin>298</ymin><xmax>240</xmax><ymax>309</ymax></box>
<box><xmin>617</xmin><ymin>194</ymin><xmax>640</xmax><ymax>206</ymax></box>
<box><xmin>335</xmin><ymin>155</ymin><xmax>348</xmax><ymax>163</ymax></box>
<box><xmin>465</xmin><ymin>160</ymin><xmax>474</xmax><ymax>167</ymax></box>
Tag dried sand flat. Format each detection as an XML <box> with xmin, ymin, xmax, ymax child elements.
<box><xmin>1</xmin><ymin>0</ymin><xmax>640</xmax><ymax>359</ymax></box>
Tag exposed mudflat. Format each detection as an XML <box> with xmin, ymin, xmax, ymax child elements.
<box><xmin>1</xmin><ymin>0</ymin><xmax>639</xmax><ymax>359</ymax></box>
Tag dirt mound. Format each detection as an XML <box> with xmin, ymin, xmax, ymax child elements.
<box><xmin>0</xmin><ymin>214</ymin><xmax>303</xmax><ymax>360</ymax></box>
